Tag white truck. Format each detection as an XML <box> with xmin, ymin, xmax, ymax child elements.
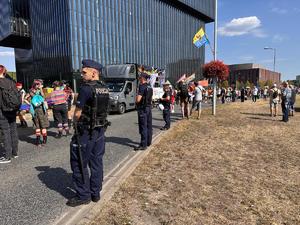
<box><xmin>103</xmin><ymin>64</ymin><xmax>138</xmax><ymax>114</ymax></box>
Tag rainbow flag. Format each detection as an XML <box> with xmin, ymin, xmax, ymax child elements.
<box><xmin>193</xmin><ymin>28</ymin><xmax>209</xmax><ymax>48</ymax></box>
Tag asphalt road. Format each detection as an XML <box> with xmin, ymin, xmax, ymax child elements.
<box><xmin>0</xmin><ymin>105</ymin><xmax>196</xmax><ymax>225</ymax></box>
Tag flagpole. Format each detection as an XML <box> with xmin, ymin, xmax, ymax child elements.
<box><xmin>212</xmin><ymin>0</ymin><xmax>218</xmax><ymax>116</ymax></box>
<box><xmin>205</xmin><ymin>34</ymin><xmax>214</xmax><ymax>56</ymax></box>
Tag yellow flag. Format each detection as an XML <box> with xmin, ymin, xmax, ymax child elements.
<box><xmin>193</xmin><ymin>28</ymin><xmax>205</xmax><ymax>41</ymax></box>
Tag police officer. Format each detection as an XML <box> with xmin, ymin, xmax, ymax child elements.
<box><xmin>134</xmin><ymin>73</ymin><xmax>153</xmax><ymax>151</ymax></box>
<box><xmin>67</xmin><ymin>59</ymin><xmax>110</xmax><ymax>207</ymax></box>
<box><xmin>160</xmin><ymin>81</ymin><xmax>171</xmax><ymax>130</ymax></box>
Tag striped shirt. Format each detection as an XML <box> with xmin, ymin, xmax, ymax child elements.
<box><xmin>50</xmin><ymin>89</ymin><xmax>67</xmax><ymax>105</ymax></box>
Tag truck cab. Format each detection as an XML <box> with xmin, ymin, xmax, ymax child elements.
<box><xmin>103</xmin><ymin>64</ymin><xmax>138</xmax><ymax>114</ymax></box>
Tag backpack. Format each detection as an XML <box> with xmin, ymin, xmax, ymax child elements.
<box><xmin>0</xmin><ymin>80</ymin><xmax>21</xmax><ymax>112</ymax></box>
<box><xmin>31</xmin><ymin>94</ymin><xmax>45</xmax><ymax>108</ymax></box>
<box><xmin>272</xmin><ymin>89</ymin><xmax>278</xmax><ymax>99</ymax></box>
<box><xmin>179</xmin><ymin>82</ymin><xmax>189</xmax><ymax>98</ymax></box>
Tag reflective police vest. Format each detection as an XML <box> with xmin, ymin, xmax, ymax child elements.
<box><xmin>80</xmin><ymin>81</ymin><xmax>110</xmax><ymax>129</ymax></box>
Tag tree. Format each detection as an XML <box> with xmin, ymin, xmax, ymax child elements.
<box><xmin>203</xmin><ymin>60</ymin><xmax>229</xmax><ymax>81</ymax></box>
<box><xmin>244</xmin><ymin>80</ymin><xmax>251</xmax><ymax>88</ymax></box>
<box><xmin>258</xmin><ymin>80</ymin><xmax>266</xmax><ymax>88</ymax></box>
<box><xmin>240</xmin><ymin>81</ymin><xmax>245</xmax><ymax>89</ymax></box>
<box><xmin>221</xmin><ymin>80</ymin><xmax>229</xmax><ymax>89</ymax></box>
<box><xmin>265</xmin><ymin>80</ymin><xmax>273</xmax><ymax>88</ymax></box>
<box><xmin>203</xmin><ymin>60</ymin><xmax>229</xmax><ymax>116</ymax></box>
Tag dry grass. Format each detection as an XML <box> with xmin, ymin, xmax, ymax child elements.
<box><xmin>90</xmin><ymin>99</ymin><xmax>300</xmax><ymax>225</ymax></box>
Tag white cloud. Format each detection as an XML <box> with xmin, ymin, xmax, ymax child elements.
<box><xmin>272</xmin><ymin>34</ymin><xmax>288</xmax><ymax>43</ymax></box>
<box><xmin>271</xmin><ymin>7</ymin><xmax>288</xmax><ymax>14</ymax></box>
<box><xmin>0</xmin><ymin>51</ymin><xmax>14</xmax><ymax>57</ymax></box>
<box><xmin>219</xmin><ymin>16</ymin><xmax>265</xmax><ymax>37</ymax></box>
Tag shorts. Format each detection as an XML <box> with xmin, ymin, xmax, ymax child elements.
<box><xmin>270</xmin><ymin>99</ymin><xmax>278</xmax><ymax>107</ymax></box>
<box><xmin>53</xmin><ymin>103</ymin><xmax>68</xmax><ymax>125</ymax></box>
<box><xmin>192</xmin><ymin>100</ymin><xmax>202</xmax><ymax>111</ymax></box>
<box><xmin>33</xmin><ymin>107</ymin><xmax>49</xmax><ymax>129</ymax></box>
<box><xmin>180</xmin><ymin>96</ymin><xmax>189</xmax><ymax>104</ymax></box>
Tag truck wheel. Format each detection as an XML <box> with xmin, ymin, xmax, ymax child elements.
<box><xmin>118</xmin><ymin>103</ymin><xmax>126</xmax><ymax>114</ymax></box>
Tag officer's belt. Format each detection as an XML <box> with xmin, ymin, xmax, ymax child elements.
<box><xmin>78</xmin><ymin>119</ymin><xmax>107</xmax><ymax>127</ymax></box>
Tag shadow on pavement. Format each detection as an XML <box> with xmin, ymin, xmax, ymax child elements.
<box><xmin>240</xmin><ymin>112</ymin><xmax>272</xmax><ymax>117</ymax></box>
<box><xmin>18</xmin><ymin>129</ymin><xmax>58</xmax><ymax>145</ymax></box>
<box><xmin>246</xmin><ymin>117</ymin><xmax>280</xmax><ymax>121</ymax></box>
<box><xmin>105</xmin><ymin>136</ymin><xmax>139</xmax><ymax>148</ymax></box>
<box><xmin>35</xmin><ymin>166</ymin><xmax>75</xmax><ymax>199</ymax></box>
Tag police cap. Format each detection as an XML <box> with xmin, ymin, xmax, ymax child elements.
<box><xmin>82</xmin><ymin>59</ymin><xmax>103</xmax><ymax>72</ymax></box>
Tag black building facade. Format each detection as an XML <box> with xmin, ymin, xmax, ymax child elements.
<box><xmin>0</xmin><ymin>0</ymin><xmax>214</xmax><ymax>89</ymax></box>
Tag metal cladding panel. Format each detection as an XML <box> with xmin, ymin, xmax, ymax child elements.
<box><xmin>68</xmin><ymin>0</ymin><xmax>206</xmax><ymax>84</ymax></box>
<box><xmin>178</xmin><ymin>0</ymin><xmax>215</xmax><ymax>20</ymax></box>
<box><xmin>16</xmin><ymin>0</ymin><xmax>211</xmax><ymax>86</ymax></box>
<box><xmin>0</xmin><ymin>0</ymin><xmax>11</xmax><ymax>41</ymax></box>
<box><xmin>28</xmin><ymin>0</ymin><xmax>72</xmax><ymax>80</ymax></box>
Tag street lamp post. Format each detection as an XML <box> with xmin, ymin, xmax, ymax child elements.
<box><xmin>212</xmin><ymin>0</ymin><xmax>218</xmax><ymax>116</ymax></box>
<box><xmin>264</xmin><ymin>47</ymin><xmax>276</xmax><ymax>72</ymax></box>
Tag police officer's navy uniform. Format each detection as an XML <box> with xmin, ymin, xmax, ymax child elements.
<box><xmin>161</xmin><ymin>90</ymin><xmax>171</xmax><ymax>130</ymax></box>
<box><xmin>135</xmin><ymin>79</ymin><xmax>153</xmax><ymax>150</ymax></box>
<box><xmin>68</xmin><ymin>60</ymin><xmax>109</xmax><ymax>206</ymax></box>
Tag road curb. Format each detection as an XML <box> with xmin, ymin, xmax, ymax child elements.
<box><xmin>52</xmin><ymin>123</ymin><xmax>175</xmax><ymax>225</ymax></box>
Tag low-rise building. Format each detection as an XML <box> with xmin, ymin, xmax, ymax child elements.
<box><xmin>228</xmin><ymin>63</ymin><xmax>281</xmax><ymax>86</ymax></box>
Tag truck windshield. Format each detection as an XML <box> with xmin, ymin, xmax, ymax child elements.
<box><xmin>106</xmin><ymin>82</ymin><xmax>125</xmax><ymax>92</ymax></box>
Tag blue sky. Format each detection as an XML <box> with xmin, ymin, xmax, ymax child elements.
<box><xmin>205</xmin><ymin>0</ymin><xmax>300</xmax><ymax>80</ymax></box>
<box><xmin>0</xmin><ymin>0</ymin><xmax>299</xmax><ymax>80</ymax></box>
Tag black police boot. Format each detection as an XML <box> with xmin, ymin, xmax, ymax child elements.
<box><xmin>134</xmin><ymin>146</ymin><xmax>147</xmax><ymax>151</ymax></box>
<box><xmin>66</xmin><ymin>196</ymin><xmax>91</xmax><ymax>207</ymax></box>
<box><xmin>91</xmin><ymin>196</ymin><xmax>100</xmax><ymax>203</ymax></box>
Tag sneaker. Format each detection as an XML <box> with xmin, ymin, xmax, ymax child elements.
<box><xmin>12</xmin><ymin>155</ymin><xmax>18</xmax><ymax>159</ymax></box>
<box><xmin>0</xmin><ymin>157</ymin><xmax>11</xmax><ymax>164</ymax></box>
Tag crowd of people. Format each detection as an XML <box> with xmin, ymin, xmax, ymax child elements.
<box><xmin>0</xmin><ymin>61</ymin><xmax>299</xmax><ymax>207</ymax></box>
<box><xmin>0</xmin><ymin>64</ymin><xmax>75</xmax><ymax>163</ymax></box>
<box><xmin>159</xmin><ymin>79</ymin><xmax>299</xmax><ymax>125</ymax></box>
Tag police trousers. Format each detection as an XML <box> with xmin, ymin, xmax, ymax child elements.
<box><xmin>137</xmin><ymin>107</ymin><xmax>152</xmax><ymax>148</ymax></box>
<box><xmin>70</xmin><ymin>127</ymin><xmax>105</xmax><ymax>200</ymax></box>
<box><xmin>163</xmin><ymin>109</ymin><xmax>171</xmax><ymax>129</ymax></box>
<box><xmin>0</xmin><ymin>110</ymin><xmax>18</xmax><ymax>158</ymax></box>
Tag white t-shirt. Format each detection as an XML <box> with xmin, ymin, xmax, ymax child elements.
<box><xmin>194</xmin><ymin>86</ymin><xmax>204</xmax><ymax>101</ymax></box>
<box><xmin>253</xmin><ymin>87</ymin><xmax>258</xmax><ymax>95</ymax></box>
